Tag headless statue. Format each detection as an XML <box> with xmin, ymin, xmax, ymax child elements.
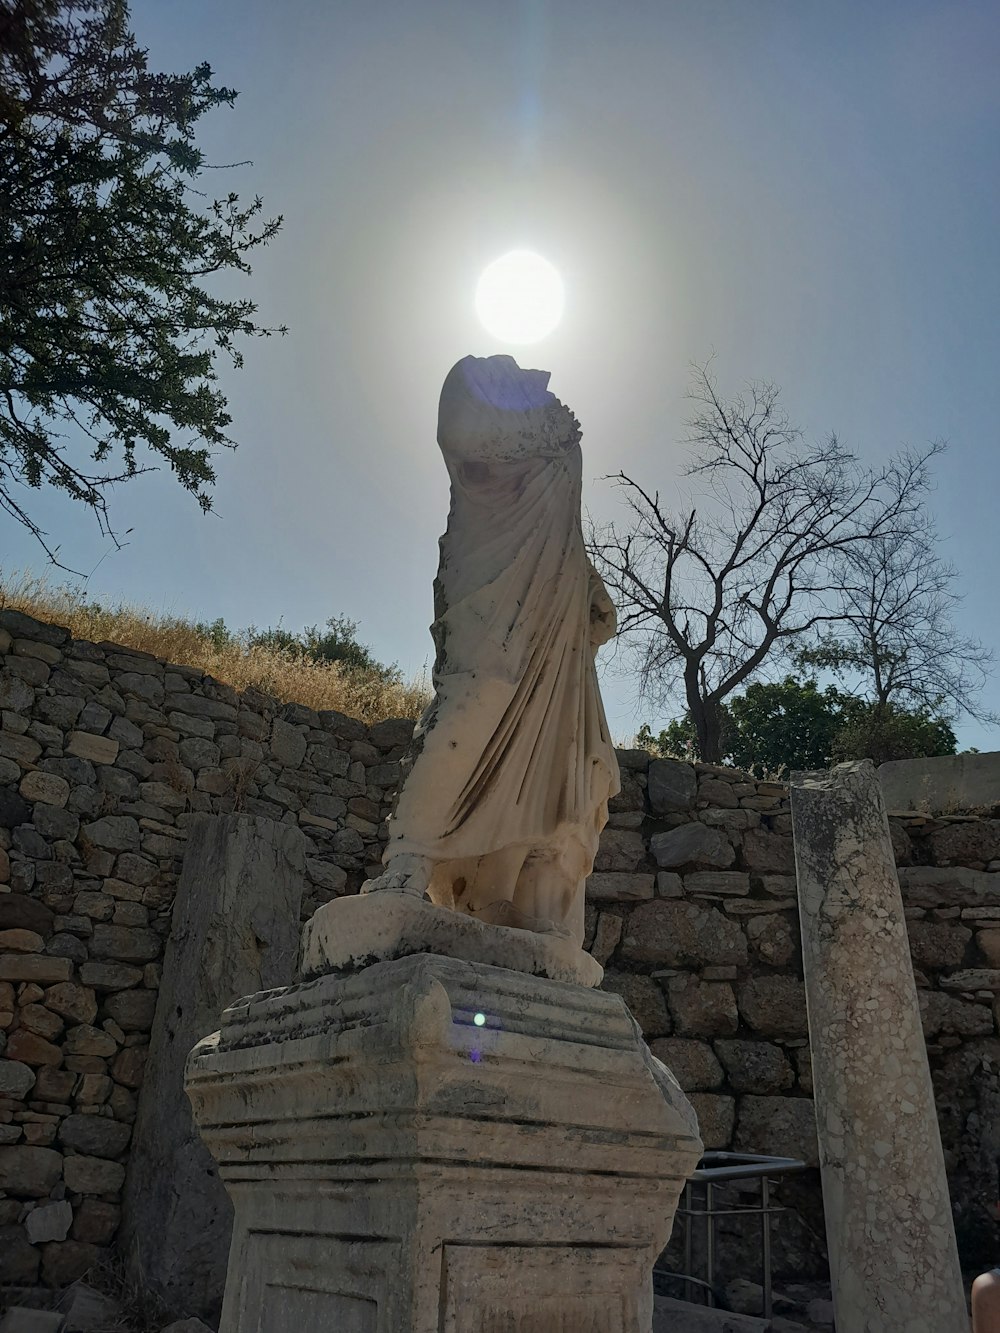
<box><xmin>364</xmin><ymin>354</ymin><xmax>620</xmax><ymax>946</ymax></box>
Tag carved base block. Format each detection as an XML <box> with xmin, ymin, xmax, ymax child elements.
<box><xmin>186</xmin><ymin>954</ymin><xmax>701</xmax><ymax>1332</ymax></box>
<box><xmin>301</xmin><ymin>889</ymin><xmax>604</xmax><ymax>987</ymax></box>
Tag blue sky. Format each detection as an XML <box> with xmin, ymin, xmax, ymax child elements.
<box><xmin>6</xmin><ymin>0</ymin><xmax>999</xmax><ymax>746</ymax></box>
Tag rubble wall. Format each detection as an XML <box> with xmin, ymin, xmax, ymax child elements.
<box><xmin>1</xmin><ymin>606</ymin><xmax>998</xmax><ymax>1286</ymax></box>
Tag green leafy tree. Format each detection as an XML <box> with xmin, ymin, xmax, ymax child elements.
<box><xmin>725</xmin><ymin>677</ymin><xmax>856</xmax><ymax>773</ymax></box>
<box><xmin>0</xmin><ymin>0</ymin><xmax>284</xmax><ymax>562</ymax></box>
<box><xmin>831</xmin><ymin>703</ymin><xmax>956</xmax><ymax>767</ymax></box>
<box><xmin>639</xmin><ymin>676</ymin><xmax>957</xmax><ymax>773</ymax></box>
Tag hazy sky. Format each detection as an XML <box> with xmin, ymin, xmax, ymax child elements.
<box><xmin>7</xmin><ymin>0</ymin><xmax>999</xmax><ymax>746</ymax></box>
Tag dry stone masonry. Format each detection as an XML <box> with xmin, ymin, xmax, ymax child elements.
<box><xmin>0</xmin><ymin>609</ymin><xmax>412</xmax><ymax>1289</ymax></box>
<box><xmin>0</xmin><ymin>605</ymin><xmax>999</xmax><ymax>1296</ymax></box>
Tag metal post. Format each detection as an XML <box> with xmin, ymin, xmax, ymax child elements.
<box><xmin>762</xmin><ymin>1175</ymin><xmax>772</xmax><ymax>1320</ymax></box>
<box><xmin>684</xmin><ymin>1180</ymin><xmax>693</xmax><ymax>1304</ymax></box>
<box><xmin>706</xmin><ymin>1181</ymin><xmax>715</xmax><ymax>1306</ymax></box>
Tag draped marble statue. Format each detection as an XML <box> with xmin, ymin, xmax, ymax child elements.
<box><xmin>364</xmin><ymin>354</ymin><xmax>620</xmax><ymax>945</ymax></box>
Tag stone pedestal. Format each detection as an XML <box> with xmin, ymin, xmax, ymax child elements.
<box><xmin>186</xmin><ymin>950</ymin><xmax>701</xmax><ymax>1333</ymax></box>
<box><xmin>790</xmin><ymin>761</ymin><xmax>966</xmax><ymax>1333</ymax></box>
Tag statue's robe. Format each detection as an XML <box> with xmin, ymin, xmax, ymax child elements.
<box><xmin>384</xmin><ymin>355</ymin><xmax>620</xmax><ymax>939</ymax></box>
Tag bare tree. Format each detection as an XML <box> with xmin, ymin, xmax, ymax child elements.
<box><xmin>800</xmin><ymin>511</ymin><xmax>995</xmax><ymax>726</ymax></box>
<box><xmin>588</xmin><ymin>364</ymin><xmax>941</xmax><ymax>761</ymax></box>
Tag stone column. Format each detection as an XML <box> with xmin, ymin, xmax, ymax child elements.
<box><xmin>790</xmin><ymin>760</ymin><xmax>966</xmax><ymax>1333</ymax></box>
<box><xmin>121</xmin><ymin>814</ymin><xmax>306</xmax><ymax>1322</ymax></box>
<box><xmin>187</xmin><ymin>937</ymin><xmax>702</xmax><ymax>1333</ymax></box>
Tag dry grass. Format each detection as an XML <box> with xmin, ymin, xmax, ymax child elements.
<box><xmin>0</xmin><ymin>571</ymin><xmax>430</xmax><ymax>724</ymax></box>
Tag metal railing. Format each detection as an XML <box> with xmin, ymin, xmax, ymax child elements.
<box><xmin>655</xmin><ymin>1150</ymin><xmax>807</xmax><ymax>1321</ymax></box>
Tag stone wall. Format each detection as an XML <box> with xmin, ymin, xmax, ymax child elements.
<box><xmin>0</xmin><ymin>609</ymin><xmax>408</xmax><ymax>1287</ymax></box>
<box><xmin>585</xmin><ymin>749</ymin><xmax>1000</xmax><ymax>1277</ymax></box>
<box><xmin>1</xmin><ymin>606</ymin><xmax>998</xmax><ymax>1290</ymax></box>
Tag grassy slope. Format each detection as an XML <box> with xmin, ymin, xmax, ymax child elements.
<box><xmin>0</xmin><ymin>572</ymin><xmax>430</xmax><ymax>724</ymax></box>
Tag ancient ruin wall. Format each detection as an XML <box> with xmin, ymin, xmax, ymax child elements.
<box><xmin>0</xmin><ymin>609</ymin><xmax>406</xmax><ymax>1286</ymax></box>
<box><xmin>1</xmin><ymin>606</ymin><xmax>999</xmax><ymax>1286</ymax></box>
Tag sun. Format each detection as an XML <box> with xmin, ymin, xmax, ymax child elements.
<box><xmin>475</xmin><ymin>250</ymin><xmax>565</xmax><ymax>345</ymax></box>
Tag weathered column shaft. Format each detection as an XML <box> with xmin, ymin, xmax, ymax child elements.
<box><xmin>121</xmin><ymin>814</ymin><xmax>306</xmax><ymax>1321</ymax></box>
<box><xmin>790</xmin><ymin>760</ymin><xmax>966</xmax><ymax>1333</ymax></box>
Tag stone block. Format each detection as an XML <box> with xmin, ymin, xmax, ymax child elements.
<box><xmin>6</xmin><ymin>1029</ymin><xmax>62</xmax><ymax>1066</ymax></box>
<box><xmin>685</xmin><ymin>871</ymin><xmax>750</xmax><ymax>896</ymax></box>
<box><xmin>0</xmin><ymin>927</ymin><xmax>44</xmax><ymax>952</ymax></box>
<box><xmin>698</xmin><ymin>778</ymin><xmax>740</xmax><ymax>809</ymax></box>
<box><xmin>741</xmin><ymin>828</ymin><xmax>796</xmax><ymax>874</ymax></box>
<box><xmin>34</xmin><ymin>1067</ymin><xmax>77</xmax><ymax>1101</ymax></box>
<box><xmin>71</xmin><ymin>1200</ymin><xmax>120</xmax><ymax>1246</ymax></box>
<box><xmin>0</xmin><ymin>954</ymin><xmax>72</xmax><ymax>984</ymax></box>
<box><xmin>880</xmin><ymin>751</ymin><xmax>1000</xmax><ymax>815</ymax></box>
<box><xmin>930</xmin><ymin>820</ymin><xmax>1000</xmax><ymax>867</ymax></box>
<box><xmin>906</xmin><ymin>921</ymin><xmax>972</xmax><ymax>969</ymax></box>
<box><xmin>81</xmin><ymin>817</ymin><xmax>140</xmax><ymax>852</ymax></box>
<box><xmin>368</xmin><ymin>717</ymin><xmax>415</xmax><ymax>749</ymax></box>
<box><xmin>19</xmin><ymin>1003</ymin><xmax>64</xmax><ymax>1039</ymax></box>
<box><xmin>0</xmin><ymin>1059</ymin><xmax>36</xmax><ymax>1097</ymax></box>
<box><xmin>940</xmin><ymin>969</ymin><xmax>1000</xmax><ymax>992</ymax></box>
<box><xmin>656</xmin><ymin>872</ymin><xmax>683</xmax><ymax>897</ymax></box>
<box><xmin>585</xmin><ymin>872</ymin><xmax>655</xmax><ymax>901</ymax></box>
<box><xmin>715</xmin><ymin>1039</ymin><xmax>795</xmax><ymax>1093</ymax></box>
<box><xmin>687</xmin><ymin>1093</ymin><xmax>735</xmax><ymax>1149</ymax></box>
<box><xmin>103</xmin><ymin>989</ymin><xmax>157</xmax><ymax>1032</ymax></box>
<box><xmin>601</xmin><ymin>970</ymin><xmax>671</xmax><ymax>1037</ymax></box>
<box><xmin>649</xmin><ymin>1037</ymin><xmax>723</xmax><ymax>1090</ymax></box>
<box><xmin>699</xmin><ymin>807</ymin><xmax>761</xmax><ymax>831</ymax></box>
<box><xmin>620</xmin><ymin>901</ymin><xmax>747</xmax><ymax>967</ymax></box>
<box><xmin>666</xmin><ymin>976</ymin><xmax>739</xmax><ymax>1037</ymax></box>
<box><xmin>0</xmin><ymin>897</ymin><xmax>54</xmax><ymax>934</ymax></box>
<box><xmin>593</xmin><ymin>828</ymin><xmax>646</xmax><ymax>872</ymax></box>
<box><xmin>650</xmin><ymin>823</ymin><xmax>734</xmax><ymax>869</ymax></box>
<box><xmin>899</xmin><ymin>865</ymin><xmax>1000</xmax><ymax>909</ymax></box>
<box><xmin>65</xmin><ymin>732</ymin><xmax>120</xmax><ymax>765</ymax></box>
<box><xmin>734</xmin><ymin>1095</ymin><xmax>818</xmax><ymax>1167</ymax></box>
<box><xmin>269</xmin><ymin>718</ymin><xmax>307</xmax><ymax>769</ymax></box>
<box><xmin>647</xmin><ymin>759</ymin><xmax>696</xmax><ymax>813</ymax></box>
<box><xmin>25</xmin><ymin>1199</ymin><xmax>73</xmax><ymax>1243</ymax></box>
<box><xmin>64</xmin><ymin>1024</ymin><xmax>117</xmax><ymax>1057</ymax></box>
<box><xmin>43</xmin><ymin>984</ymin><xmax>98</xmax><ymax>1024</ymax></box>
<box><xmin>20</xmin><ymin>771</ymin><xmax>70</xmax><ymax>807</ymax></box>
<box><xmin>110</xmin><ymin>1045</ymin><xmax>146</xmax><ymax>1087</ymax></box>
<box><xmin>63</xmin><ymin>1153</ymin><xmax>125</xmax><ymax>1195</ymax></box>
<box><xmin>76</xmin><ymin>963</ymin><xmax>141</xmax><ymax>995</ymax></box>
<box><xmin>918</xmin><ymin>991</ymin><xmax>993</xmax><ymax>1038</ymax></box>
<box><xmin>738</xmin><ymin>976</ymin><xmax>808</xmax><ymax>1038</ymax></box>
<box><xmin>590</xmin><ymin>912</ymin><xmax>623</xmax><ymax>966</ymax></box>
<box><xmin>58</xmin><ymin>1114</ymin><xmax>131</xmax><ymax>1159</ymax></box>
<box><xmin>88</xmin><ymin>924</ymin><xmax>161</xmax><ymax>962</ymax></box>
<box><xmin>0</xmin><ymin>1145</ymin><xmax>63</xmax><ymax>1196</ymax></box>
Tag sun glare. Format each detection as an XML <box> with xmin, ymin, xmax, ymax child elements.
<box><xmin>475</xmin><ymin>250</ymin><xmax>565</xmax><ymax>345</ymax></box>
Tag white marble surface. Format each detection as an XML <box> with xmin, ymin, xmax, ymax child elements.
<box><xmin>366</xmin><ymin>354</ymin><xmax>620</xmax><ymax>945</ymax></box>
<box><xmin>187</xmin><ymin>953</ymin><xmax>701</xmax><ymax>1333</ymax></box>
